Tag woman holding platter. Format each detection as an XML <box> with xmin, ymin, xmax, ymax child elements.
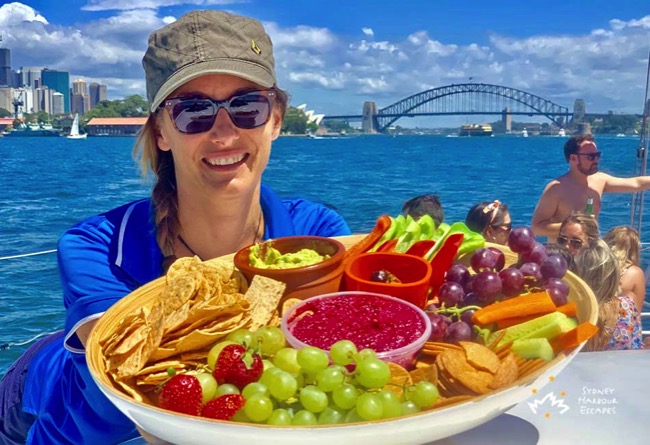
<box><xmin>0</xmin><ymin>10</ymin><xmax>350</xmax><ymax>445</ymax></box>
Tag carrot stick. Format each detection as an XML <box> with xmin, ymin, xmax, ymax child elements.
<box><xmin>494</xmin><ymin>302</ymin><xmax>579</xmax><ymax>329</ymax></box>
<box><xmin>556</xmin><ymin>302</ymin><xmax>578</xmax><ymax>317</ymax></box>
<box><xmin>549</xmin><ymin>322</ymin><xmax>599</xmax><ymax>354</ymax></box>
<box><xmin>471</xmin><ymin>291</ymin><xmax>557</xmax><ymax>326</ymax></box>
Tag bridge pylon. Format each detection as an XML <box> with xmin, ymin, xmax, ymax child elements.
<box><xmin>362</xmin><ymin>101</ymin><xmax>378</xmax><ymax>134</ymax></box>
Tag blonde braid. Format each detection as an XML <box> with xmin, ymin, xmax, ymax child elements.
<box><xmin>134</xmin><ymin>115</ymin><xmax>180</xmax><ymax>262</ymax></box>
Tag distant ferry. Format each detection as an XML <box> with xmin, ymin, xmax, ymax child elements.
<box><xmin>4</xmin><ymin>122</ymin><xmax>61</xmax><ymax>137</ymax></box>
<box><xmin>459</xmin><ymin>124</ymin><xmax>493</xmax><ymax>137</ymax></box>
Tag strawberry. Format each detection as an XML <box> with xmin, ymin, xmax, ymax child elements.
<box><xmin>201</xmin><ymin>394</ymin><xmax>245</xmax><ymax>420</ymax></box>
<box><xmin>213</xmin><ymin>344</ymin><xmax>246</xmax><ymax>384</ymax></box>
<box><xmin>158</xmin><ymin>374</ymin><xmax>203</xmax><ymax>416</ymax></box>
<box><xmin>213</xmin><ymin>343</ymin><xmax>263</xmax><ymax>389</ymax></box>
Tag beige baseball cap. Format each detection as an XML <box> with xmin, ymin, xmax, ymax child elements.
<box><xmin>143</xmin><ymin>10</ymin><xmax>276</xmax><ymax>112</ymax></box>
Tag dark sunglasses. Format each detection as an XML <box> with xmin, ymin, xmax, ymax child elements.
<box><xmin>556</xmin><ymin>235</ymin><xmax>584</xmax><ymax>249</ymax></box>
<box><xmin>491</xmin><ymin>222</ymin><xmax>512</xmax><ymax>232</ymax></box>
<box><xmin>160</xmin><ymin>89</ymin><xmax>276</xmax><ymax>134</ymax></box>
<box><xmin>574</xmin><ymin>152</ymin><xmax>601</xmax><ymax>161</ymax></box>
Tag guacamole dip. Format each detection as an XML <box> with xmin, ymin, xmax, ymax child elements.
<box><xmin>249</xmin><ymin>244</ymin><xmax>329</xmax><ymax>269</ymax></box>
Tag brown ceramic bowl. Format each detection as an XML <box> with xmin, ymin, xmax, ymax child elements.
<box><xmin>233</xmin><ymin>236</ymin><xmax>346</xmax><ymax>307</ymax></box>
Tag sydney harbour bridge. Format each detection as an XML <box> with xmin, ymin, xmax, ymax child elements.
<box><xmin>320</xmin><ymin>83</ymin><xmax>636</xmax><ymax>133</ymax></box>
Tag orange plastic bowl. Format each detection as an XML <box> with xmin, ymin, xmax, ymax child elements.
<box><xmin>343</xmin><ymin>252</ymin><xmax>432</xmax><ymax>308</ymax></box>
<box><xmin>233</xmin><ymin>236</ymin><xmax>346</xmax><ymax>306</ymax></box>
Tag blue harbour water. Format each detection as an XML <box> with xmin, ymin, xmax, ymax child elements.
<box><xmin>0</xmin><ymin>134</ymin><xmax>647</xmax><ymax>374</ymax></box>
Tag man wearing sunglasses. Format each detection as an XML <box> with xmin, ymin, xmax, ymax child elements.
<box><xmin>0</xmin><ymin>10</ymin><xmax>353</xmax><ymax>445</ymax></box>
<box><xmin>532</xmin><ymin>134</ymin><xmax>650</xmax><ymax>241</ymax></box>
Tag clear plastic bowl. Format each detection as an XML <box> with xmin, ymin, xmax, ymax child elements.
<box><xmin>281</xmin><ymin>291</ymin><xmax>432</xmax><ymax>369</ymax></box>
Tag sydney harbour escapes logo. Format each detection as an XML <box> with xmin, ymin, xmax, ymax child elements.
<box><xmin>528</xmin><ymin>375</ymin><xmax>618</xmax><ymax>418</ymax></box>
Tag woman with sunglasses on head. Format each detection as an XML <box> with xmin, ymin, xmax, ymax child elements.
<box><xmin>556</xmin><ymin>211</ymin><xmax>599</xmax><ymax>257</ymax></box>
<box><xmin>0</xmin><ymin>11</ymin><xmax>351</xmax><ymax>445</ymax></box>
<box><xmin>573</xmin><ymin>240</ymin><xmax>643</xmax><ymax>351</ymax></box>
<box><xmin>604</xmin><ymin>226</ymin><xmax>646</xmax><ymax>312</ymax></box>
<box><xmin>532</xmin><ymin>134</ymin><xmax>650</xmax><ymax>242</ymax></box>
<box><xmin>465</xmin><ymin>200</ymin><xmax>512</xmax><ymax>245</ymax></box>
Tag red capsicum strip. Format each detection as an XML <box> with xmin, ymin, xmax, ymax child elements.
<box><xmin>343</xmin><ymin>214</ymin><xmax>392</xmax><ymax>265</ymax></box>
<box><xmin>405</xmin><ymin>239</ymin><xmax>436</xmax><ymax>257</ymax></box>
<box><xmin>376</xmin><ymin>239</ymin><xmax>399</xmax><ymax>252</ymax></box>
<box><xmin>429</xmin><ymin>233</ymin><xmax>464</xmax><ymax>296</ymax></box>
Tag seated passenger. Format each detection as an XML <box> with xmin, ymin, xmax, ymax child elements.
<box><xmin>556</xmin><ymin>212</ymin><xmax>599</xmax><ymax>257</ymax></box>
<box><xmin>402</xmin><ymin>194</ymin><xmax>444</xmax><ymax>226</ymax></box>
<box><xmin>465</xmin><ymin>200</ymin><xmax>511</xmax><ymax>245</ymax></box>
<box><xmin>573</xmin><ymin>239</ymin><xmax>643</xmax><ymax>351</ymax></box>
<box><xmin>544</xmin><ymin>242</ymin><xmax>575</xmax><ymax>272</ymax></box>
<box><xmin>603</xmin><ymin>226</ymin><xmax>646</xmax><ymax>312</ymax></box>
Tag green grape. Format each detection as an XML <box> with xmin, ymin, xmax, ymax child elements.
<box><xmin>405</xmin><ymin>381</ymin><xmax>440</xmax><ymax>408</ymax></box>
<box><xmin>253</xmin><ymin>326</ymin><xmax>286</xmax><ymax>356</ymax></box>
<box><xmin>242</xmin><ymin>382</ymin><xmax>269</xmax><ymax>400</ymax></box>
<box><xmin>215</xmin><ymin>383</ymin><xmax>240</xmax><ymax>396</ymax></box>
<box><xmin>344</xmin><ymin>407</ymin><xmax>364</xmax><ymax>423</ymax></box>
<box><xmin>332</xmin><ymin>383</ymin><xmax>358</xmax><ymax>410</ymax></box>
<box><xmin>330</xmin><ymin>340</ymin><xmax>358</xmax><ymax>366</ymax></box>
<box><xmin>292</xmin><ymin>410</ymin><xmax>318</xmax><ymax>425</ymax></box>
<box><xmin>318</xmin><ymin>406</ymin><xmax>346</xmax><ymax>425</ymax></box>
<box><xmin>207</xmin><ymin>340</ymin><xmax>237</xmax><ymax>370</ymax></box>
<box><xmin>316</xmin><ymin>366</ymin><xmax>346</xmax><ymax>392</ymax></box>
<box><xmin>227</xmin><ymin>328</ymin><xmax>254</xmax><ymax>346</ymax></box>
<box><xmin>376</xmin><ymin>389</ymin><xmax>402</xmax><ymax>418</ymax></box>
<box><xmin>273</xmin><ymin>347</ymin><xmax>301</xmax><ymax>374</ymax></box>
<box><xmin>354</xmin><ymin>358</ymin><xmax>390</xmax><ymax>389</ymax></box>
<box><xmin>297</xmin><ymin>346</ymin><xmax>329</xmax><ymax>374</ymax></box>
<box><xmin>244</xmin><ymin>394</ymin><xmax>274</xmax><ymax>423</ymax></box>
<box><xmin>299</xmin><ymin>385</ymin><xmax>329</xmax><ymax>413</ymax></box>
<box><xmin>262</xmin><ymin>359</ymin><xmax>275</xmax><ymax>371</ymax></box>
<box><xmin>401</xmin><ymin>400</ymin><xmax>420</xmax><ymax>415</ymax></box>
<box><xmin>353</xmin><ymin>348</ymin><xmax>377</xmax><ymax>363</ymax></box>
<box><xmin>231</xmin><ymin>409</ymin><xmax>251</xmax><ymax>423</ymax></box>
<box><xmin>267</xmin><ymin>369</ymin><xmax>298</xmax><ymax>401</ymax></box>
<box><xmin>267</xmin><ymin>408</ymin><xmax>293</xmax><ymax>425</ymax></box>
<box><xmin>356</xmin><ymin>392</ymin><xmax>383</xmax><ymax>421</ymax></box>
<box><xmin>196</xmin><ymin>372</ymin><xmax>218</xmax><ymax>404</ymax></box>
<box><xmin>259</xmin><ymin>367</ymin><xmax>282</xmax><ymax>388</ymax></box>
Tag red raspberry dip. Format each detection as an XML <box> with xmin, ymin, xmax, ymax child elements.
<box><xmin>286</xmin><ymin>293</ymin><xmax>426</xmax><ymax>352</ymax></box>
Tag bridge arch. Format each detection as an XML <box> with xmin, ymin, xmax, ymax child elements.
<box><xmin>374</xmin><ymin>83</ymin><xmax>571</xmax><ymax>132</ymax></box>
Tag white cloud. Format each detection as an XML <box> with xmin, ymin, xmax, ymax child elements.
<box><xmin>362</xmin><ymin>27</ymin><xmax>374</xmax><ymax>37</ymax></box>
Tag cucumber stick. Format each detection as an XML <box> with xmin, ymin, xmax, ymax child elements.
<box><xmin>489</xmin><ymin>312</ymin><xmax>573</xmax><ymax>347</ymax></box>
<box><xmin>512</xmin><ymin>338</ymin><xmax>555</xmax><ymax>361</ymax></box>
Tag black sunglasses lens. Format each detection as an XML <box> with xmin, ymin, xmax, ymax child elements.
<box><xmin>229</xmin><ymin>93</ymin><xmax>271</xmax><ymax>129</ymax></box>
<box><xmin>570</xmin><ymin>239</ymin><xmax>584</xmax><ymax>249</ymax></box>
<box><xmin>588</xmin><ymin>153</ymin><xmax>601</xmax><ymax>161</ymax></box>
<box><xmin>556</xmin><ymin>236</ymin><xmax>568</xmax><ymax>246</ymax></box>
<box><xmin>172</xmin><ymin>99</ymin><xmax>215</xmax><ymax>134</ymax></box>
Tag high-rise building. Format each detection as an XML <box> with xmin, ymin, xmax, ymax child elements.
<box><xmin>41</xmin><ymin>69</ymin><xmax>70</xmax><ymax>113</ymax></box>
<box><xmin>72</xmin><ymin>78</ymin><xmax>87</xmax><ymax>95</ymax></box>
<box><xmin>89</xmin><ymin>82</ymin><xmax>108</xmax><ymax>108</ymax></box>
<box><xmin>52</xmin><ymin>92</ymin><xmax>64</xmax><ymax>115</ymax></box>
<box><xmin>0</xmin><ymin>48</ymin><xmax>11</xmax><ymax>87</ymax></box>
<box><xmin>20</xmin><ymin>67</ymin><xmax>44</xmax><ymax>88</ymax></box>
<box><xmin>71</xmin><ymin>93</ymin><xmax>90</xmax><ymax>115</ymax></box>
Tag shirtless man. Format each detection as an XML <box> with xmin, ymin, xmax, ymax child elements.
<box><xmin>532</xmin><ymin>134</ymin><xmax>650</xmax><ymax>240</ymax></box>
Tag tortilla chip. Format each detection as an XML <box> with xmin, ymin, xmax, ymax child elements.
<box><xmin>410</xmin><ymin>364</ymin><xmax>438</xmax><ymax>386</ymax></box>
<box><xmin>243</xmin><ymin>275</ymin><xmax>285</xmax><ymax>331</ymax></box>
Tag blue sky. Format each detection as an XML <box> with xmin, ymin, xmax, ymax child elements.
<box><xmin>1</xmin><ymin>0</ymin><xmax>649</xmax><ymax>126</ymax></box>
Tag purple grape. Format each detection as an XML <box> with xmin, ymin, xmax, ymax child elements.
<box><xmin>499</xmin><ymin>267</ymin><xmax>525</xmax><ymax>297</ymax></box>
<box><xmin>427</xmin><ymin>313</ymin><xmax>449</xmax><ymax>341</ymax></box>
<box><xmin>508</xmin><ymin>227</ymin><xmax>536</xmax><ymax>253</ymax></box>
<box><xmin>470</xmin><ymin>248</ymin><xmax>498</xmax><ymax>272</ymax></box>
<box><xmin>545</xmin><ymin>286</ymin><xmax>568</xmax><ymax>306</ymax></box>
<box><xmin>446</xmin><ymin>263</ymin><xmax>471</xmax><ymax>286</ymax></box>
<box><xmin>519</xmin><ymin>262</ymin><xmax>542</xmax><ymax>285</ymax></box>
<box><xmin>542</xmin><ymin>278</ymin><xmax>569</xmax><ymax>297</ymax></box>
<box><xmin>424</xmin><ymin>303</ymin><xmax>439</xmax><ymax>312</ymax></box>
<box><xmin>446</xmin><ymin>321</ymin><xmax>472</xmax><ymax>343</ymax></box>
<box><xmin>472</xmin><ymin>270</ymin><xmax>503</xmax><ymax>304</ymax></box>
<box><xmin>519</xmin><ymin>242</ymin><xmax>548</xmax><ymax>265</ymax></box>
<box><xmin>462</xmin><ymin>292</ymin><xmax>480</xmax><ymax>307</ymax></box>
<box><xmin>487</xmin><ymin>247</ymin><xmax>506</xmax><ymax>271</ymax></box>
<box><xmin>460</xmin><ymin>308</ymin><xmax>476</xmax><ymax>326</ymax></box>
<box><xmin>438</xmin><ymin>281</ymin><xmax>466</xmax><ymax>307</ymax></box>
<box><xmin>540</xmin><ymin>255</ymin><xmax>568</xmax><ymax>279</ymax></box>
<box><xmin>463</xmin><ymin>276</ymin><xmax>474</xmax><ymax>295</ymax></box>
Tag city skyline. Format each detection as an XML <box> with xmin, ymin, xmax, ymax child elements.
<box><xmin>0</xmin><ymin>1</ymin><xmax>649</xmax><ymax>127</ymax></box>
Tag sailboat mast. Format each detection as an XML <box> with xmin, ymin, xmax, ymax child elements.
<box><xmin>630</xmin><ymin>50</ymin><xmax>650</xmax><ymax>237</ymax></box>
